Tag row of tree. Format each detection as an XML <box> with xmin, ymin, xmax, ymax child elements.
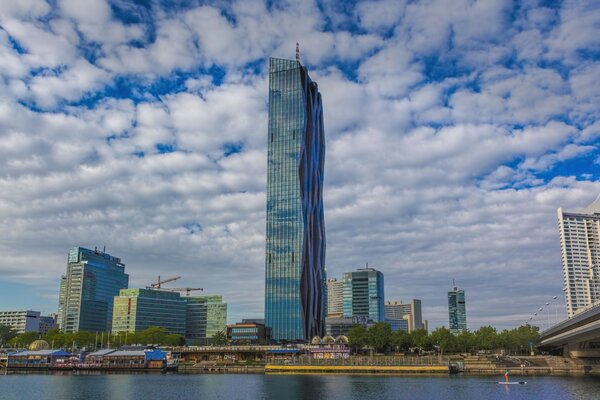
<box><xmin>347</xmin><ymin>323</ymin><xmax>540</xmax><ymax>355</ymax></box>
<box><xmin>2</xmin><ymin>326</ymin><xmax>187</xmax><ymax>350</ymax></box>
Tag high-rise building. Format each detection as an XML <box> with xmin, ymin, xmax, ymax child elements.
<box><xmin>185</xmin><ymin>295</ymin><xmax>227</xmax><ymax>344</ymax></box>
<box><xmin>0</xmin><ymin>310</ymin><xmax>40</xmax><ymax>334</ymax></box>
<box><xmin>327</xmin><ymin>279</ymin><xmax>344</xmax><ymax>317</ymax></box>
<box><xmin>38</xmin><ymin>314</ymin><xmax>58</xmax><ymax>334</ymax></box>
<box><xmin>58</xmin><ymin>247</ymin><xmax>129</xmax><ymax>333</ymax></box>
<box><xmin>342</xmin><ymin>267</ymin><xmax>385</xmax><ymax>322</ymax></box>
<box><xmin>111</xmin><ymin>288</ymin><xmax>186</xmax><ymax>335</ymax></box>
<box><xmin>385</xmin><ymin>299</ymin><xmax>423</xmax><ymax>332</ymax></box>
<box><xmin>448</xmin><ymin>286</ymin><xmax>467</xmax><ymax>334</ymax></box>
<box><xmin>264</xmin><ymin>56</ymin><xmax>326</xmax><ymax>342</ymax></box>
<box><xmin>558</xmin><ymin>195</ymin><xmax>600</xmax><ymax>317</ymax></box>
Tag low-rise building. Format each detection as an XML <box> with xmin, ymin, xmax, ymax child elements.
<box><xmin>227</xmin><ymin>322</ymin><xmax>271</xmax><ymax>344</ymax></box>
<box><xmin>325</xmin><ymin>315</ymin><xmax>371</xmax><ymax>337</ymax></box>
<box><xmin>39</xmin><ymin>314</ymin><xmax>58</xmax><ymax>334</ymax></box>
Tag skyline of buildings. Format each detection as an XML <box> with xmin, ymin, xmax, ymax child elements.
<box><xmin>448</xmin><ymin>286</ymin><xmax>467</xmax><ymax>334</ymax></box>
<box><xmin>558</xmin><ymin>195</ymin><xmax>600</xmax><ymax>318</ymax></box>
<box><xmin>264</xmin><ymin>56</ymin><xmax>326</xmax><ymax>342</ymax></box>
<box><xmin>385</xmin><ymin>300</ymin><xmax>424</xmax><ymax>333</ymax></box>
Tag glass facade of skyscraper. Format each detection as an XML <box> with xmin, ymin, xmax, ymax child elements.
<box><xmin>112</xmin><ymin>288</ymin><xmax>186</xmax><ymax>335</ymax></box>
<box><xmin>448</xmin><ymin>287</ymin><xmax>467</xmax><ymax>334</ymax></box>
<box><xmin>265</xmin><ymin>57</ymin><xmax>326</xmax><ymax>342</ymax></box>
<box><xmin>342</xmin><ymin>268</ymin><xmax>385</xmax><ymax>322</ymax></box>
<box><xmin>58</xmin><ymin>247</ymin><xmax>129</xmax><ymax>333</ymax></box>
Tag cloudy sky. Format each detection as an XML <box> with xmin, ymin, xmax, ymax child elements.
<box><xmin>0</xmin><ymin>0</ymin><xmax>598</xmax><ymax>330</ymax></box>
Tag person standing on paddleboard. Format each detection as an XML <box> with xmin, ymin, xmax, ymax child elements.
<box><xmin>504</xmin><ymin>369</ymin><xmax>510</xmax><ymax>382</ymax></box>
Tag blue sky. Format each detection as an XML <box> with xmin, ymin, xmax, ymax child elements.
<box><xmin>0</xmin><ymin>0</ymin><xmax>598</xmax><ymax>330</ymax></box>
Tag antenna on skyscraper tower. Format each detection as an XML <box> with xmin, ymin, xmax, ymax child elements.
<box><xmin>296</xmin><ymin>42</ymin><xmax>300</xmax><ymax>61</ymax></box>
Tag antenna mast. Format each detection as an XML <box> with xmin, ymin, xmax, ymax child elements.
<box><xmin>296</xmin><ymin>42</ymin><xmax>300</xmax><ymax>61</ymax></box>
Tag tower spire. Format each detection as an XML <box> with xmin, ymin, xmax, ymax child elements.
<box><xmin>296</xmin><ymin>42</ymin><xmax>300</xmax><ymax>61</ymax></box>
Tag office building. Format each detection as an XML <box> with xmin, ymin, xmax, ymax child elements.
<box><xmin>325</xmin><ymin>315</ymin><xmax>371</xmax><ymax>337</ymax></box>
<box><xmin>58</xmin><ymin>247</ymin><xmax>129</xmax><ymax>333</ymax></box>
<box><xmin>385</xmin><ymin>299</ymin><xmax>423</xmax><ymax>332</ymax></box>
<box><xmin>558</xmin><ymin>195</ymin><xmax>600</xmax><ymax>317</ymax></box>
<box><xmin>0</xmin><ymin>310</ymin><xmax>40</xmax><ymax>334</ymax></box>
<box><xmin>327</xmin><ymin>279</ymin><xmax>344</xmax><ymax>317</ymax></box>
<box><xmin>185</xmin><ymin>295</ymin><xmax>227</xmax><ymax>343</ymax></box>
<box><xmin>342</xmin><ymin>267</ymin><xmax>385</xmax><ymax>322</ymax></box>
<box><xmin>38</xmin><ymin>314</ymin><xmax>58</xmax><ymax>334</ymax></box>
<box><xmin>111</xmin><ymin>288</ymin><xmax>186</xmax><ymax>335</ymax></box>
<box><xmin>264</xmin><ymin>55</ymin><xmax>326</xmax><ymax>342</ymax></box>
<box><xmin>448</xmin><ymin>286</ymin><xmax>467</xmax><ymax>334</ymax></box>
<box><xmin>227</xmin><ymin>321</ymin><xmax>271</xmax><ymax>344</ymax></box>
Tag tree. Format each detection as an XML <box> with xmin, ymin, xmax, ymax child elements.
<box><xmin>455</xmin><ymin>331</ymin><xmax>476</xmax><ymax>353</ymax></box>
<box><xmin>391</xmin><ymin>329</ymin><xmax>412</xmax><ymax>352</ymax></box>
<box><xmin>165</xmin><ymin>334</ymin><xmax>185</xmax><ymax>346</ymax></box>
<box><xmin>409</xmin><ymin>329</ymin><xmax>432</xmax><ymax>353</ymax></box>
<box><xmin>0</xmin><ymin>325</ymin><xmax>16</xmax><ymax>346</ymax></box>
<box><xmin>430</xmin><ymin>327</ymin><xmax>455</xmax><ymax>355</ymax></box>
<box><xmin>474</xmin><ymin>326</ymin><xmax>498</xmax><ymax>351</ymax></box>
<box><xmin>8</xmin><ymin>331</ymin><xmax>38</xmax><ymax>347</ymax></box>
<box><xmin>347</xmin><ymin>325</ymin><xmax>368</xmax><ymax>352</ymax></box>
<box><xmin>367</xmin><ymin>322</ymin><xmax>392</xmax><ymax>353</ymax></box>
<box><xmin>211</xmin><ymin>330</ymin><xmax>227</xmax><ymax>346</ymax></box>
<box><xmin>139</xmin><ymin>326</ymin><xmax>168</xmax><ymax>345</ymax></box>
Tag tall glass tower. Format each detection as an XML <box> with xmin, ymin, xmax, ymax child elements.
<box><xmin>342</xmin><ymin>267</ymin><xmax>385</xmax><ymax>322</ymax></box>
<box><xmin>265</xmin><ymin>57</ymin><xmax>326</xmax><ymax>342</ymax></box>
<box><xmin>448</xmin><ymin>286</ymin><xmax>467</xmax><ymax>334</ymax></box>
<box><xmin>58</xmin><ymin>247</ymin><xmax>129</xmax><ymax>333</ymax></box>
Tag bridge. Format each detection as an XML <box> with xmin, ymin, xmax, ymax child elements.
<box><xmin>539</xmin><ymin>302</ymin><xmax>600</xmax><ymax>358</ymax></box>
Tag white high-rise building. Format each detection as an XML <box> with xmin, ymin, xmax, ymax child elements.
<box><xmin>558</xmin><ymin>195</ymin><xmax>600</xmax><ymax>317</ymax></box>
<box><xmin>327</xmin><ymin>279</ymin><xmax>344</xmax><ymax>317</ymax></box>
<box><xmin>385</xmin><ymin>300</ymin><xmax>423</xmax><ymax>332</ymax></box>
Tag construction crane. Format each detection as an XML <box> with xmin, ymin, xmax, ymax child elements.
<box><xmin>147</xmin><ymin>275</ymin><xmax>181</xmax><ymax>289</ymax></box>
<box><xmin>160</xmin><ymin>287</ymin><xmax>203</xmax><ymax>296</ymax></box>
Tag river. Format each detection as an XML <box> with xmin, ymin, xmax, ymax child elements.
<box><xmin>1</xmin><ymin>373</ymin><xmax>599</xmax><ymax>399</ymax></box>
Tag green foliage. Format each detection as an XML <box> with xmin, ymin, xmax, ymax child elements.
<box><xmin>0</xmin><ymin>325</ymin><xmax>17</xmax><ymax>346</ymax></box>
<box><xmin>430</xmin><ymin>327</ymin><xmax>455</xmax><ymax>355</ymax></box>
<box><xmin>474</xmin><ymin>326</ymin><xmax>499</xmax><ymax>350</ymax></box>
<box><xmin>455</xmin><ymin>331</ymin><xmax>476</xmax><ymax>353</ymax></box>
<box><xmin>391</xmin><ymin>329</ymin><xmax>412</xmax><ymax>351</ymax></box>
<box><xmin>8</xmin><ymin>331</ymin><xmax>39</xmax><ymax>347</ymax></box>
<box><xmin>367</xmin><ymin>322</ymin><xmax>392</xmax><ymax>352</ymax></box>
<box><xmin>409</xmin><ymin>329</ymin><xmax>432</xmax><ymax>353</ymax></box>
<box><xmin>346</xmin><ymin>325</ymin><xmax>368</xmax><ymax>351</ymax></box>
<box><xmin>211</xmin><ymin>330</ymin><xmax>227</xmax><ymax>346</ymax></box>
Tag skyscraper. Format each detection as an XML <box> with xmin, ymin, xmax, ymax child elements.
<box><xmin>327</xmin><ymin>278</ymin><xmax>344</xmax><ymax>317</ymax></box>
<box><xmin>58</xmin><ymin>247</ymin><xmax>129</xmax><ymax>333</ymax></box>
<box><xmin>558</xmin><ymin>195</ymin><xmax>600</xmax><ymax>317</ymax></box>
<box><xmin>342</xmin><ymin>267</ymin><xmax>385</xmax><ymax>322</ymax></box>
<box><xmin>264</xmin><ymin>56</ymin><xmax>326</xmax><ymax>342</ymax></box>
<box><xmin>448</xmin><ymin>286</ymin><xmax>467</xmax><ymax>334</ymax></box>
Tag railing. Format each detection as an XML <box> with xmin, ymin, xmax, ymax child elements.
<box><xmin>269</xmin><ymin>355</ymin><xmax>449</xmax><ymax>366</ymax></box>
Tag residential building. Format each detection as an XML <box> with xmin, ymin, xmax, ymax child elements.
<box><xmin>0</xmin><ymin>310</ymin><xmax>40</xmax><ymax>334</ymax></box>
<box><xmin>385</xmin><ymin>299</ymin><xmax>423</xmax><ymax>332</ymax></box>
<box><xmin>58</xmin><ymin>247</ymin><xmax>129</xmax><ymax>333</ymax></box>
<box><xmin>185</xmin><ymin>295</ymin><xmax>227</xmax><ymax>344</ymax></box>
<box><xmin>448</xmin><ymin>286</ymin><xmax>467</xmax><ymax>334</ymax></box>
<box><xmin>227</xmin><ymin>322</ymin><xmax>271</xmax><ymax>344</ymax></box>
<box><xmin>558</xmin><ymin>195</ymin><xmax>600</xmax><ymax>317</ymax></box>
<box><xmin>342</xmin><ymin>267</ymin><xmax>385</xmax><ymax>322</ymax></box>
<box><xmin>111</xmin><ymin>288</ymin><xmax>186</xmax><ymax>335</ymax></box>
<box><xmin>264</xmin><ymin>55</ymin><xmax>326</xmax><ymax>342</ymax></box>
<box><xmin>327</xmin><ymin>278</ymin><xmax>344</xmax><ymax>317</ymax></box>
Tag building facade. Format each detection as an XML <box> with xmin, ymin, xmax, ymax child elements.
<box><xmin>0</xmin><ymin>310</ymin><xmax>40</xmax><ymax>334</ymax></box>
<box><xmin>325</xmin><ymin>315</ymin><xmax>371</xmax><ymax>337</ymax></box>
<box><xmin>448</xmin><ymin>287</ymin><xmax>467</xmax><ymax>334</ymax></box>
<box><xmin>38</xmin><ymin>314</ymin><xmax>58</xmax><ymax>334</ymax></box>
<box><xmin>58</xmin><ymin>247</ymin><xmax>129</xmax><ymax>333</ymax></box>
<box><xmin>342</xmin><ymin>267</ymin><xmax>385</xmax><ymax>322</ymax></box>
<box><xmin>227</xmin><ymin>322</ymin><xmax>271</xmax><ymax>344</ymax></box>
<box><xmin>264</xmin><ymin>56</ymin><xmax>326</xmax><ymax>342</ymax></box>
<box><xmin>185</xmin><ymin>295</ymin><xmax>228</xmax><ymax>344</ymax></box>
<box><xmin>111</xmin><ymin>288</ymin><xmax>186</xmax><ymax>335</ymax></box>
<box><xmin>384</xmin><ymin>299</ymin><xmax>423</xmax><ymax>332</ymax></box>
<box><xmin>327</xmin><ymin>278</ymin><xmax>344</xmax><ymax>317</ymax></box>
<box><xmin>558</xmin><ymin>196</ymin><xmax>600</xmax><ymax>317</ymax></box>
